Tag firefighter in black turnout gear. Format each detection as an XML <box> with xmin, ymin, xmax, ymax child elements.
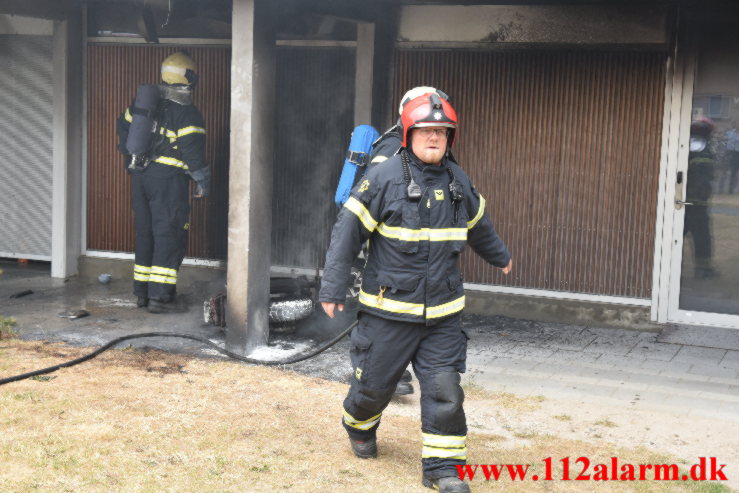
<box><xmin>369</xmin><ymin>86</ymin><xmax>451</xmax><ymax>398</ymax></box>
<box><xmin>320</xmin><ymin>93</ymin><xmax>512</xmax><ymax>493</ymax></box>
<box><xmin>117</xmin><ymin>52</ymin><xmax>210</xmax><ymax>313</ymax></box>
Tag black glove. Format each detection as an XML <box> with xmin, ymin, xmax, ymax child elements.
<box><xmin>188</xmin><ymin>168</ymin><xmax>211</xmax><ymax>198</ymax></box>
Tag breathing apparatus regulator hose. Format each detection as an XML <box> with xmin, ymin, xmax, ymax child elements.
<box><xmin>0</xmin><ymin>321</ymin><xmax>357</xmax><ymax>386</ymax></box>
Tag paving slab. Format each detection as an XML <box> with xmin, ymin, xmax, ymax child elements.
<box><xmin>582</xmin><ymin>334</ymin><xmax>643</xmax><ymax>355</ymax></box>
<box><xmin>627</xmin><ymin>340</ymin><xmax>683</xmax><ymax>361</ymax></box>
<box><xmin>658</xmin><ymin>324</ymin><xmax>739</xmax><ymax>351</ymax></box>
<box><xmin>548</xmin><ymin>348</ymin><xmax>602</xmax><ymax>363</ymax></box>
<box><xmin>499</xmin><ymin>344</ymin><xmax>556</xmax><ymax>359</ymax></box>
<box><xmin>719</xmin><ymin>350</ymin><xmax>739</xmax><ymax>369</ymax></box>
<box><xmin>639</xmin><ymin>359</ymin><xmax>694</xmax><ymax>375</ymax></box>
<box><xmin>541</xmin><ymin>330</ymin><xmax>598</xmax><ymax>351</ymax></box>
<box><xmin>673</xmin><ymin>346</ymin><xmax>728</xmax><ymax>365</ymax></box>
<box><xmin>593</xmin><ymin>353</ymin><xmax>646</xmax><ymax>367</ymax></box>
<box><xmin>686</xmin><ymin>363</ymin><xmax>739</xmax><ymax>379</ymax></box>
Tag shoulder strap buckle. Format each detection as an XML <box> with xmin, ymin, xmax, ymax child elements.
<box><xmin>346</xmin><ymin>150</ymin><xmax>369</xmax><ymax>167</ymax></box>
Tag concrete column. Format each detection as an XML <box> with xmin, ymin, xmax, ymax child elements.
<box><xmin>354</xmin><ymin>22</ymin><xmax>374</xmax><ymax>127</ymax></box>
<box><xmin>371</xmin><ymin>5</ymin><xmax>401</xmax><ymax>129</ymax></box>
<box><xmin>51</xmin><ymin>10</ymin><xmax>83</xmax><ymax>278</ymax></box>
<box><xmin>226</xmin><ymin>0</ymin><xmax>276</xmax><ymax>355</ymax></box>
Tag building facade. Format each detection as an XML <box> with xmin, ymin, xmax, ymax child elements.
<box><xmin>1</xmin><ymin>0</ymin><xmax>737</xmax><ymax>352</ymax></box>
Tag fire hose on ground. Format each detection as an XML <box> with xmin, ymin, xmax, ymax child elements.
<box><xmin>0</xmin><ymin>321</ymin><xmax>358</xmax><ymax>387</ymax></box>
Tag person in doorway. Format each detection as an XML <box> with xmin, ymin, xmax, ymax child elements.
<box><xmin>320</xmin><ymin>92</ymin><xmax>512</xmax><ymax>493</ymax></box>
<box><xmin>684</xmin><ymin>116</ymin><xmax>717</xmax><ymax>279</ymax></box>
<box><xmin>116</xmin><ymin>51</ymin><xmax>211</xmax><ymax>313</ymax></box>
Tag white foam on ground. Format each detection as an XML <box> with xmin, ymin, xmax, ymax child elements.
<box><xmin>246</xmin><ymin>339</ymin><xmax>317</xmax><ymax>362</ymax></box>
<box><xmin>91</xmin><ymin>298</ymin><xmax>137</xmax><ymax>308</ymax></box>
<box><xmin>198</xmin><ymin>338</ymin><xmax>318</xmax><ymax>362</ymax></box>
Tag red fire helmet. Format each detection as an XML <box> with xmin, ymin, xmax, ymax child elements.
<box><xmin>400</xmin><ymin>92</ymin><xmax>458</xmax><ymax>148</ymax></box>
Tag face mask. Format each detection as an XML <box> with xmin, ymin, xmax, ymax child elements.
<box><xmin>689</xmin><ymin>137</ymin><xmax>707</xmax><ymax>152</ymax></box>
<box><xmin>159</xmin><ymin>84</ymin><xmax>193</xmax><ymax>105</ymax></box>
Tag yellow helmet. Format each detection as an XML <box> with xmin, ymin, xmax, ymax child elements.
<box><xmin>161</xmin><ymin>52</ymin><xmax>198</xmax><ymax>86</ymax></box>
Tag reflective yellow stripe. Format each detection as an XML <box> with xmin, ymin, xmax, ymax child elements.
<box><xmin>149</xmin><ymin>275</ymin><xmax>177</xmax><ymax>285</ymax></box>
<box><xmin>422</xmin><ymin>433</ymin><xmax>467</xmax><ymax>460</ymax></box>
<box><xmin>376</xmin><ymin>223</ymin><xmax>425</xmax><ymax>241</ymax></box>
<box><xmin>151</xmin><ymin>266</ymin><xmax>177</xmax><ymax>278</ymax></box>
<box><xmin>426</xmin><ymin>295</ymin><xmax>465</xmax><ymax>319</ymax></box>
<box><xmin>124</xmin><ymin>108</ymin><xmax>133</xmax><ymax>123</ymax></box>
<box><xmin>422</xmin><ymin>447</ymin><xmax>467</xmax><ymax>460</ymax></box>
<box><xmin>149</xmin><ymin>266</ymin><xmax>177</xmax><ymax>284</ymax></box>
<box><xmin>467</xmin><ymin>196</ymin><xmax>486</xmax><ymax>229</ymax></box>
<box><xmin>153</xmin><ymin>156</ymin><xmax>189</xmax><ymax>170</ymax></box>
<box><xmin>158</xmin><ymin>128</ymin><xmax>178</xmax><ymax>143</ymax></box>
<box><xmin>370</xmin><ymin>156</ymin><xmax>388</xmax><ymax>163</ymax></box>
<box><xmin>358</xmin><ymin>290</ymin><xmax>463</xmax><ymax>319</ymax></box>
<box><xmin>344</xmin><ymin>196</ymin><xmax>378</xmax><ymax>232</ymax></box>
<box><xmin>377</xmin><ymin>223</ymin><xmax>467</xmax><ymax>242</ymax></box>
<box><xmin>428</xmin><ymin>229</ymin><xmax>467</xmax><ymax>241</ymax></box>
<box><xmin>177</xmin><ymin>126</ymin><xmax>206</xmax><ymax>138</ymax></box>
<box><xmin>358</xmin><ymin>289</ymin><xmax>424</xmax><ymax>317</ymax></box>
<box><xmin>134</xmin><ymin>264</ymin><xmax>151</xmax><ymax>282</ymax></box>
<box><xmin>343</xmin><ymin>410</ymin><xmax>381</xmax><ymax>431</ymax></box>
<box><xmin>422</xmin><ymin>433</ymin><xmax>466</xmax><ymax>447</ymax></box>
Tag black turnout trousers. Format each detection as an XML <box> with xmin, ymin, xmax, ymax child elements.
<box><xmin>343</xmin><ymin>311</ymin><xmax>469</xmax><ymax>479</ymax></box>
<box><xmin>131</xmin><ymin>171</ymin><xmax>190</xmax><ymax>302</ymax></box>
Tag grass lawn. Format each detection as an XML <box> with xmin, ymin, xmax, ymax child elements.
<box><xmin>0</xmin><ymin>339</ymin><xmax>733</xmax><ymax>493</ymax></box>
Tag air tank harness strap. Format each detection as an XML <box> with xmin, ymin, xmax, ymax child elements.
<box><xmin>446</xmin><ymin>167</ymin><xmax>464</xmax><ymax>225</ymax></box>
<box><xmin>130</xmin><ymin>106</ymin><xmax>157</xmax><ymax>119</ymax></box>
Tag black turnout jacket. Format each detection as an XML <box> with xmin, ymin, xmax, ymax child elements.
<box><xmin>117</xmin><ymin>99</ymin><xmax>207</xmax><ymax>178</ymax></box>
<box><xmin>320</xmin><ymin>150</ymin><xmax>511</xmax><ymax>324</ymax></box>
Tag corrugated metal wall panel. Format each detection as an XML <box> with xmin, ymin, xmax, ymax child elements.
<box><xmin>271</xmin><ymin>47</ymin><xmax>355</xmax><ymax>268</ymax></box>
<box><xmin>393</xmin><ymin>50</ymin><xmax>665</xmax><ymax>298</ymax></box>
<box><xmin>87</xmin><ymin>45</ymin><xmax>230</xmax><ymax>259</ymax></box>
<box><xmin>0</xmin><ymin>35</ymin><xmax>53</xmax><ymax>258</ymax></box>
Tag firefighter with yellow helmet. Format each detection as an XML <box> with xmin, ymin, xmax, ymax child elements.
<box><xmin>116</xmin><ymin>51</ymin><xmax>210</xmax><ymax>313</ymax></box>
<box><xmin>320</xmin><ymin>92</ymin><xmax>512</xmax><ymax>492</ymax></box>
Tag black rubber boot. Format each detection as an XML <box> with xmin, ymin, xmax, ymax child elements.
<box><xmin>349</xmin><ymin>436</ymin><xmax>377</xmax><ymax>459</ymax></box>
<box><xmin>422</xmin><ymin>475</ymin><xmax>470</xmax><ymax>493</ymax></box>
<box><xmin>148</xmin><ymin>298</ymin><xmax>187</xmax><ymax>314</ymax></box>
<box><xmin>136</xmin><ymin>296</ymin><xmax>149</xmax><ymax>308</ymax></box>
<box><xmin>394</xmin><ymin>381</ymin><xmax>414</xmax><ymax>395</ymax></box>
<box><xmin>394</xmin><ymin>369</ymin><xmax>414</xmax><ymax>395</ymax></box>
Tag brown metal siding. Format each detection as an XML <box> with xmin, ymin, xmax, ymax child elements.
<box><xmin>394</xmin><ymin>51</ymin><xmax>665</xmax><ymax>298</ymax></box>
<box><xmin>271</xmin><ymin>47</ymin><xmax>355</xmax><ymax>268</ymax></box>
<box><xmin>87</xmin><ymin>45</ymin><xmax>230</xmax><ymax>259</ymax></box>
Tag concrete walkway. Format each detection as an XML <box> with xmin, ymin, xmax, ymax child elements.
<box><xmin>1</xmin><ymin>259</ymin><xmax>737</xmax><ymax>423</ymax></box>
<box><xmin>462</xmin><ymin>314</ymin><xmax>739</xmax><ymax>422</ymax></box>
